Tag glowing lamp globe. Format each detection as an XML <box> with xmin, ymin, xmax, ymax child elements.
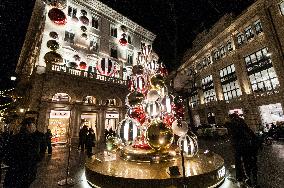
<box><xmin>48</xmin><ymin>8</ymin><xmax>66</xmax><ymax>25</ymax></box>
<box><xmin>172</xmin><ymin>119</ymin><xmax>188</xmax><ymax>137</ymax></box>
<box><xmin>178</xmin><ymin>133</ymin><xmax>198</xmax><ymax>158</ymax></box>
<box><xmin>117</xmin><ymin>118</ymin><xmax>141</xmax><ymax>146</ymax></box>
<box><xmin>79</xmin><ymin>62</ymin><xmax>87</xmax><ymax>69</ymax></box>
<box><xmin>146</xmin><ymin>120</ymin><xmax>174</xmax><ymax>151</ymax></box>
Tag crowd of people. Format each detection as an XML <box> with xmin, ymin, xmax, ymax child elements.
<box><xmin>0</xmin><ymin>117</ymin><xmax>52</xmax><ymax>187</ymax></box>
<box><xmin>78</xmin><ymin>125</ymin><xmax>96</xmax><ymax>157</ymax></box>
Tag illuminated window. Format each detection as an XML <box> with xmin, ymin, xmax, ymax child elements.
<box><xmin>110</xmin><ymin>25</ymin><xmax>117</xmax><ymax>38</ymax></box>
<box><xmin>220</xmin><ymin>64</ymin><xmax>242</xmax><ymax>100</ymax></box>
<box><xmin>245</xmin><ymin>26</ymin><xmax>254</xmax><ymax>40</ymax></box>
<box><xmin>254</xmin><ymin>20</ymin><xmax>263</xmax><ymax>34</ymax></box>
<box><xmin>127</xmin><ymin>50</ymin><xmax>133</xmax><ymax>65</ymax></box>
<box><xmin>83</xmin><ymin>96</ymin><xmax>96</xmax><ymax>104</ymax></box>
<box><xmin>52</xmin><ymin>93</ymin><xmax>71</xmax><ymax>102</ymax></box>
<box><xmin>91</xmin><ymin>16</ymin><xmax>100</xmax><ymax>29</ymax></box>
<box><xmin>90</xmin><ymin>35</ymin><xmax>99</xmax><ymax>53</ymax></box>
<box><xmin>64</xmin><ymin>31</ymin><xmax>75</xmax><ymax>43</ymax></box>
<box><xmin>220</xmin><ymin>46</ymin><xmax>226</xmax><ymax>57</ymax></box>
<box><xmin>245</xmin><ymin>48</ymin><xmax>280</xmax><ymax>92</ymax></box>
<box><xmin>68</xmin><ymin>6</ymin><xmax>77</xmax><ymax>17</ymax></box>
<box><xmin>237</xmin><ymin>33</ymin><xmax>245</xmax><ymax>46</ymax></box>
<box><xmin>202</xmin><ymin>75</ymin><xmax>216</xmax><ymax>103</ymax></box>
<box><xmin>227</xmin><ymin>40</ymin><xmax>233</xmax><ymax>52</ymax></box>
<box><xmin>213</xmin><ymin>50</ymin><xmax>220</xmax><ymax>60</ymax></box>
<box><xmin>105</xmin><ymin>99</ymin><xmax>116</xmax><ymax>106</ymax></box>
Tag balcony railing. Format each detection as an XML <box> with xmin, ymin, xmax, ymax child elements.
<box><xmin>43</xmin><ymin>63</ymin><xmax>127</xmax><ymax>86</ymax></box>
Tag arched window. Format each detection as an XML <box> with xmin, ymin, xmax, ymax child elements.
<box><xmin>83</xmin><ymin>96</ymin><xmax>96</xmax><ymax>104</ymax></box>
<box><xmin>105</xmin><ymin>98</ymin><xmax>116</xmax><ymax>106</ymax></box>
<box><xmin>52</xmin><ymin>93</ymin><xmax>71</xmax><ymax>102</ymax></box>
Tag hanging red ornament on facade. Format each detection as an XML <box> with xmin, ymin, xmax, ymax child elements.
<box><xmin>48</xmin><ymin>8</ymin><xmax>66</xmax><ymax>25</ymax></box>
<box><xmin>97</xmin><ymin>58</ymin><xmax>117</xmax><ymax>76</ymax></box>
<box><xmin>172</xmin><ymin>103</ymin><xmax>185</xmax><ymax>119</ymax></box>
<box><xmin>119</xmin><ymin>33</ymin><xmax>128</xmax><ymax>46</ymax></box>
<box><xmin>79</xmin><ymin>61</ymin><xmax>87</xmax><ymax>69</ymax></box>
<box><xmin>163</xmin><ymin>113</ymin><xmax>175</xmax><ymax>128</ymax></box>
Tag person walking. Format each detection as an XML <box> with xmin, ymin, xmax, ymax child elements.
<box><xmin>78</xmin><ymin>125</ymin><xmax>88</xmax><ymax>151</ymax></box>
<box><xmin>3</xmin><ymin>117</ymin><xmax>41</xmax><ymax>188</ymax></box>
<box><xmin>86</xmin><ymin>128</ymin><xmax>96</xmax><ymax>157</ymax></box>
<box><xmin>225</xmin><ymin>114</ymin><xmax>259</xmax><ymax>187</ymax></box>
<box><xmin>45</xmin><ymin>129</ymin><xmax>53</xmax><ymax>155</ymax></box>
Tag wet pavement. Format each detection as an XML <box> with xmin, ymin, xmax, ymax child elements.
<box><xmin>1</xmin><ymin>139</ymin><xmax>283</xmax><ymax>188</ymax></box>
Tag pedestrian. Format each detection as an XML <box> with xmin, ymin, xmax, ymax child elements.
<box><xmin>78</xmin><ymin>125</ymin><xmax>88</xmax><ymax>151</ymax></box>
<box><xmin>33</xmin><ymin>126</ymin><xmax>46</xmax><ymax>159</ymax></box>
<box><xmin>3</xmin><ymin>117</ymin><xmax>41</xmax><ymax>188</ymax></box>
<box><xmin>45</xmin><ymin>129</ymin><xmax>53</xmax><ymax>155</ymax></box>
<box><xmin>86</xmin><ymin>128</ymin><xmax>96</xmax><ymax>157</ymax></box>
<box><xmin>225</xmin><ymin>113</ymin><xmax>260</xmax><ymax>187</ymax></box>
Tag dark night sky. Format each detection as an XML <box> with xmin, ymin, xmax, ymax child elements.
<box><xmin>0</xmin><ymin>0</ymin><xmax>254</xmax><ymax>89</ymax></box>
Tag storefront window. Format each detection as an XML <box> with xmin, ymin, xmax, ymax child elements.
<box><xmin>49</xmin><ymin>110</ymin><xmax>70</xmax><ymax>144</ymax></box>
<box><xmin>259</xmin><ymin>103</ymin><xmax>284</xmax><ymax>125</ymax></box>
<box><xmin>81</xmin><ymin>113</ymin><xmax>97</xmax><ymax>138</ymax></box>
<box><xmin>105</xmin><ymin>112</ymin><xmax>119</xmax><ymax>131</ymax></box>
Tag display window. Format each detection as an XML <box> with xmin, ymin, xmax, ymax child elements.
<box><xmin>259</xmin><ymin>103</ymin><xmax>284</xmax><ymax>125</ymax></box>
<box><xmin>49</xmin><ymin>110</ymin><xmax>70</xmax><ymax>144</ymax></box>
<box><xmin>105</xmin><ymin>112</ymin><xmax>119</xmax><ymax>131</ymax></box>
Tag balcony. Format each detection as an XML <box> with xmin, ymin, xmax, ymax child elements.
<box><xmin>44</xmin><ymin>63</ymin><xmax>127</xmax><ymax>86</ymax></box>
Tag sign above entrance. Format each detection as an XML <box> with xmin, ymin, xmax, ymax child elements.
<box><xmin>106</xmin><ymin>113</ymin><xmax>119</xmax><ymax>119</ymax></box>
<box><xmin>50</xmin><ymin>110</ymin><xmax>70</xmax><ymax>119</ymax></box>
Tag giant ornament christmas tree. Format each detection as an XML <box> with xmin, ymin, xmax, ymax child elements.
<box><xmin>107</xmin><ymin>44</ymin><xmax>198</xmax><ymax>162</ymax></box>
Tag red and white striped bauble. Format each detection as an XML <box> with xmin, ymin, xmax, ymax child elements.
<box><xmin>132</xmin><ymin>75</ymin><xmax>146</xmax><ymax>93</ymax></box>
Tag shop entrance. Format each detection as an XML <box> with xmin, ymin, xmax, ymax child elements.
<box><xmin>81</xmin><ymin>113</ymin><xmax>98</xmax><ymax>138</ymax></box>
<box><xmin>229</xmin><ymin>108</ymin><xmax>244</xmax><ymax>118</ymax></box>
<box><xmin>105</xmin><ymin>112</ymin><xmax>119</xmax><ymax>131</ymax></box>
<box><xmin>259</xmin><ymin>103</ymin><xmax>284</xmax><ymax>125</ymax></box>
<box><xmin>48</xmin><ymin>110</ymin><xmax>70</xmax><ymax>144</ymax></box>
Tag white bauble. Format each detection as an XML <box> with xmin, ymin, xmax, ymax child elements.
<box><xmin>178</xmin><ymin>133</ymin><xmax>198</xmax><ymax>157</ymax></box>
<box><xmin>172</xmin><ymin>120</ymin><xmax>188</xmax><ymax>137</ymax></box>
<box><xmin>147</xmin><ymin>89</ymin><xmax>161</xmax><ymax>102</ymax></box>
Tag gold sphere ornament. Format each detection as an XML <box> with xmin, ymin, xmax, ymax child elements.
<box><xmin>178</xmin><ymin>133</ymin><xmax>198</xmax><ymax>158</ymax></box>
<box><xmin>150</xmin><ymin>74</ymin><xmax>165</xmax><ymax>89</ymax></box>
<box><xmin>146</xmin><ymin>120</ymin><xmax>174</xmax><ymax>151</ymax></box>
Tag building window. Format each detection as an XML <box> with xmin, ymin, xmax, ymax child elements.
<box><xmin>64</xmin><ymin>31</ymin><xmax>75</xmax><ymax>43</ymax></box>
<box><xmin>245</xmin><ymin>48</ymin><xmax>280</xmax><ymax>92</ymax></box>
<box><xmin>52</xmin><ymin>93</ymin><xmax>71</xmax><ymax>102</ymax></box>
<box><xmin>110</xmin><ymin>25</ymin><xmax>117</xmax><ymax>38</ymax></box>
<box><xmin>220</xmin><ymin>46</ymin><xmax>226</xmax><ymax>57</ymax></box>
<box><xmin>127</xmin><ymin>51</ymin><xmax>133</xmax><ymax>65</ymax></box>
<box><xmin>220</xmin><ymin>64</ymin><xmax>242</xmax><ymax>101</ymax></box>
<box><xmin>237</xmin><ymin>33</ymin><xmax>246</xmax><ymax>46</ymax></box>
<box><xmin>227</xmin><ymin>40</ymin><xmax>233</xmax><ymax>52</ymax></box>
<box><xmin>90</xmin><ymin>35</ymin><xmax>99</xmax><ymax>53</ymax></box>
<box><xmin>280</xmin><ymin>2</ymin><xmax>284</xmax><ymax>15</ymax></box>
<box><xmin>202</xmin><ymin>75</ymin><xmax>216</xmax><ymax>103</ymax></box>
<box><xmin>190</xmin><ymin>93</ymin><xmax>199</xmax><ymax>108</ymax></box>
<box><xmin>91</xmin><ymin>16</ymin><xmax>99</xmax><ymax>29</ymax></box>
<box><xmin>127</xmin><ymin>35</ymin><xmax>132</xmax><ymax>45</ymax></box>
<box><xmin>245</xmin><ymin>26</ymin><xmax>254</xmax><ymax>40</ymax></box>
<box><xmin>254</xmin><ymin>20</ymin><xmax>263</xmax><ymax>34</ymax></box>
<box><xmin>68</xmin><ymin>6</ymin><xmax>77</xmax><ymax>17</ymax></box>
<box><xmin>213</xmin><ymin>50</ymin><xmax>220</xmax><ymax>60</ymax></box>
<box><xmin>110</xmin><ymin>46</ymin><xmax>118</xmax><ymax>58</ymax></box>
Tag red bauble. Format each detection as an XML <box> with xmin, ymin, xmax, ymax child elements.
<box><xmin>79</xmin><ymin>62</ymin><xmax>87</xmax><ymax>69</ymax></box>
<box><xmin>163</xmin><ymin>113</ymin><xmax>175</xmax><ymax>127</ymax></box>
<box><xmin>79</xmin><ymin>16</ymin><xmax>89</xmax><ymax>25</ymax></box>
<box><xmin>172</xmin><ymin>103</ymin><xmax>185</xmax><ymax>119</ymax></box>
<box><xmin>127</xmin><ymin>79</ymin><xmax>134</xmax><ymax>92</ymax></box>
<box><xmin>128</xmin><ymin>106</ymin><xmax>146</xmax><ymax>124</ymax></box>
<box><xmin>48</xmin><ymin>8</ymin><xmax>66</xmax><ymax>25</ymax></box>
<box><xmin>119</xmin><ymin>37</ymin><xmax>127</xmax><ymax>46</ymax></box>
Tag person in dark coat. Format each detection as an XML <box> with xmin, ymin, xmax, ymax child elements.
<box><xmin>45</xmin><ymin>129</ymin><xmax>53</xmax><ymax>155</ymax></box>
<box><xmin>78</xmin><ymin>125</ymin><xmax>88</xmax><ymax>151</ymax></box>
<box><xmin>86</xmin><ymin>128</ymin><xmax>96</xmax><ymax>157</ymax></box>
<box><xmin>225</xmin><ymin>114</ymin><xmax>259</xmax><ymax>187</ymax></box>
<box><xmin>33</xmin><ymin>128</ymin><xmax>46</xmax><ymax>159</ymax></box>
<box><xmin>3</xmin><ymin>117</ymin><xmax>41</xmax><ymax>188</ymax></box>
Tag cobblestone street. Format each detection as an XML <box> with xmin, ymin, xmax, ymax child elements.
<box><xmin>2</xmin><ymin>139</ymin><xmax>283</xmax><ymax>188</ymax></box>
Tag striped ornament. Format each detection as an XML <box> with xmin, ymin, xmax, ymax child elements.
<box><xmin>97</xmin><ymin>58</ymin><xmax>117</xmax><ymax>76</ymax></box>
<box><xmin>117</xmin><ymin>118</ymin><xmax>141</xmax><ymax>146</ymax></box>
<box><xmin>145</xmin><ymin>101</ymin><xmax>161</xmax><ymax>118</ymax></box>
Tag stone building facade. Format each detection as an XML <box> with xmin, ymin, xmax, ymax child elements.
<box><xmin>16</xmin><ymin>0</ymin><xmax>156</xmax><ymax>143</ymax></box>
<box><xmin>175</xmin><ymin>0</ymin><xmax>284</xmax><ymax>131</ymax></box>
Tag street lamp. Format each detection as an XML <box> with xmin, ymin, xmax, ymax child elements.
<box><xmin>10</xmin><ymin>76</ymin><xmax>17</xmax><ymax>81</ymax></box>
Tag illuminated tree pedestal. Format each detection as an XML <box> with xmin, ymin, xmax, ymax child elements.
<box><xmin>85</xmin><ymin>150</ymin><xmax>225</xmax><ymax>188</ymax></box>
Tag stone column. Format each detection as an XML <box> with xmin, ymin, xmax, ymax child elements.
<box><xmin>37</xmin><ymin>101</ymin><xmax>49</xmax><ymax>133</ymax></box>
